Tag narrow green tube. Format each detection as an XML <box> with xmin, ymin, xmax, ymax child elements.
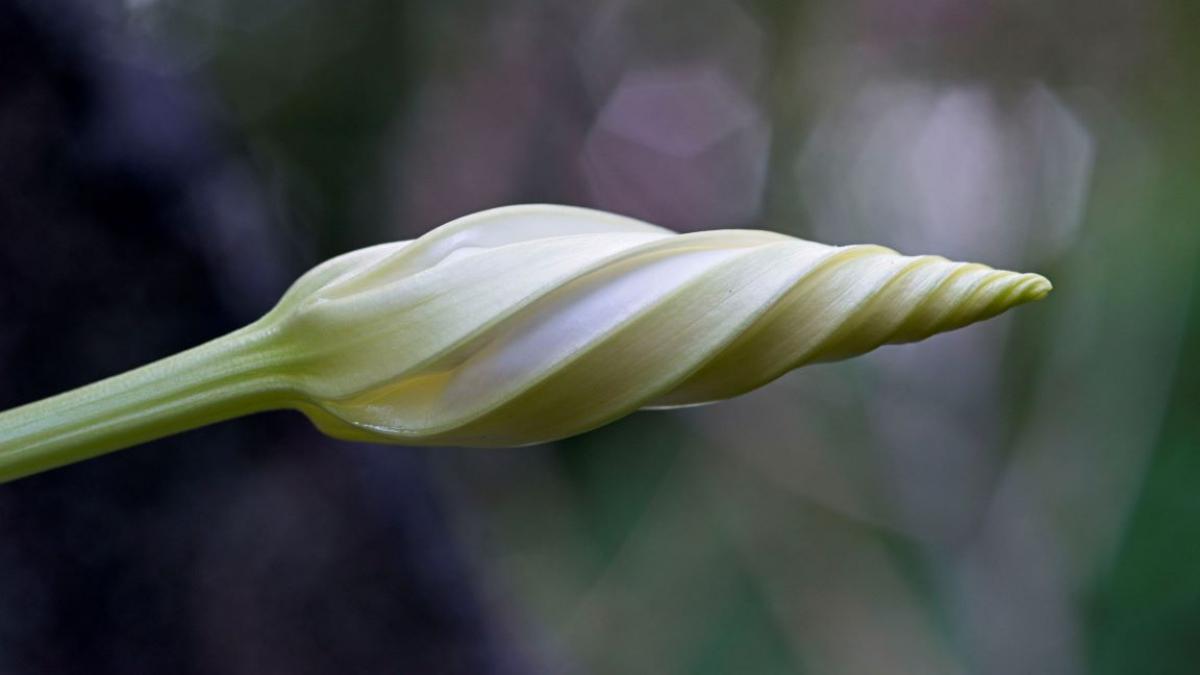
<box><xmin>0</xmin><ymin>324</ymin><xmax>288</xmax><ymax>482</ymax></box>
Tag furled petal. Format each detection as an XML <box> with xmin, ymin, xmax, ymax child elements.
<box><xmin>266</xmin><ymin>204</ymin><xmax>1050</xmax><ymax>446</ymax></box>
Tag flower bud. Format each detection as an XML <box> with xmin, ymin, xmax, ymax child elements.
<box><xmin>263</xmin><ymin>205</ymin><xmax>1051</xmax><ymax>447</ymax></box>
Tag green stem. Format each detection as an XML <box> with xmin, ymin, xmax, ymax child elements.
<box><xmin>0</xmin><ymin>323</ymin><xmax>290</xmax><ymax>483</ymax></box>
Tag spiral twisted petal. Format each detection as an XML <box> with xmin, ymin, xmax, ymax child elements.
<box><xmin>274</xmin><ymin>205</ymin><xmax>1050</xmax><ymax>447</ymax></box>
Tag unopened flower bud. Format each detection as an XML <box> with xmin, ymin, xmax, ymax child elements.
<box><xmin>266</xmin><ymin>205</ymin><xmax>1050</xmax><ymax>446</ymax></box>
<box><xmin>0</xmin><ymin>205</ymin><xmax>1051</xmax><ymax>480</ymax></box>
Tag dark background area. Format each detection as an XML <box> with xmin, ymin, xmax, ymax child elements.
<box><xmin>1</xmin><ymin>0</ymin><xmax>1199</xmax><ymax>673</ymax></box>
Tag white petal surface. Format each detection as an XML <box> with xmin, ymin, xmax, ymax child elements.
<box><xmin>267</xmin><ymin>205</ymin><xmax>1051</xmax><ymax>446</ymax></box>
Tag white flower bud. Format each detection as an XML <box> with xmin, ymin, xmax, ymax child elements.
<box><xmin>262</xmin><ymin>205</ymin><xmax>1051</xmax><ymax>447</ymax></box>
<box><xmin>0</xmin><ymin>204</ymin><xmax>1051</xmax><ymax>480</ymax></box>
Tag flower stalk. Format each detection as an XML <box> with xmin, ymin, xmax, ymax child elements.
<box><xmin>0</xmin><ymin>324</ymin><xmax>287</xmax><ymax>481</ymax></box>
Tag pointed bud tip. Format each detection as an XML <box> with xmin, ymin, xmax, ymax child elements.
<box><xmin>1017</xmin><ymin>273</ymin><xmax>1053</xmax><ymax>303</ymax></box>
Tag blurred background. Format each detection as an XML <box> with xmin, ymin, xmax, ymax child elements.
<box><xmin>0</xmin><ymin>0</ymin><xmax>1197</xmax><ymax>673</ymax></box>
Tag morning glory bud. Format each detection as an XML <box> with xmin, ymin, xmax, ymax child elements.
<box><xmin>0</xmin><ymin>205</ymin><xmax>1051</xmax><ymax>480</ymax></box>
